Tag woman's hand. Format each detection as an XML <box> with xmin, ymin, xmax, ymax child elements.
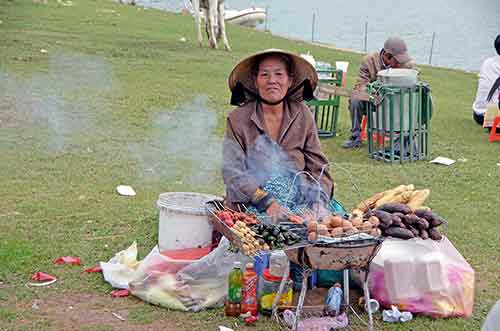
<box><xmin>266</xmin><ymin>201</ymin><xmax>288</xmax><ymax>224</ymax></box>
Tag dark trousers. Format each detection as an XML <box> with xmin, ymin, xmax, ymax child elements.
<box><xmin>349</xmin><ymin>98</ymin><xmax>369</xmax><ymax>137</ymax></box>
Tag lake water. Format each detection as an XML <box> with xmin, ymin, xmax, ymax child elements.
<box><xmin>138</xmin><ymin>0</ymin><xmax>499</xmax><ymax>72</ymax></box>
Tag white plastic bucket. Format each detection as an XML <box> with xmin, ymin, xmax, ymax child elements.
<box><xmin>156</xmin><ymin>192</ymin><xmax>219</xmax><ymax>251</ymax></box>
<box><xmin>377</xmin><ymin>68</ymin><xmax>419</xmax><ymax>87</ymax></box>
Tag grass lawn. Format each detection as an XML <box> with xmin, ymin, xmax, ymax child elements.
<box><xmin>0</xmin><ymin>0</ymin><xmax>498</xmax><ymax>330</ymax></box>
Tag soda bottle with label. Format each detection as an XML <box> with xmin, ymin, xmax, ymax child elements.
<box><xmin>241</xmin><ymin>263</ymin><xmax>258</xmax><ymax>316</ymax></box>
<box><xmin>228</xmin><ymin>261</ymin><xmax>243</xmax><ymax>303</ymax></box>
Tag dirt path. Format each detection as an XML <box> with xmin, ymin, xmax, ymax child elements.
<box><xmin>4</xmin><ymin>292</ymin><xmax>181</xmax><ymax>331</ymax></box>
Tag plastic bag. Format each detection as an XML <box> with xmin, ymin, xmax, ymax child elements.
<box><xmin>368</xmin><ymin>237</ymin><xmax>474</xmax><ymax>318</ymax></box>
<box><xmin>101</xmin><ymin>241</ymin><xmax>141</xmax><ymax>289</ymax></box>
<box><xmin>129</xmin><ymin>238</ymin><xmax>247</xmax><ymax>312</ymax></box>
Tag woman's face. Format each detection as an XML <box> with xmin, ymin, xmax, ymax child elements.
<box><xmin>255</xmin><ymin>56</ymin><xmax>292</xmax><ymax>103</ymax></box>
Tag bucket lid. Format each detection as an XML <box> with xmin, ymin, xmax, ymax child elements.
<box><xmin>156</xmin><ymin>192</ymin><xmax>220</xmax><ymax>216</ymax></box>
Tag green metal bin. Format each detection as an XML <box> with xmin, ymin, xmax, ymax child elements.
<box><xmin>366</xmin><ymin>81</ymin><xmax>432</xmax><ymax>163</ymax></box>
<box><xmin>306</xmin><ymin>68</ymin><xmax>343</xmax><ymax>138</ymax></box>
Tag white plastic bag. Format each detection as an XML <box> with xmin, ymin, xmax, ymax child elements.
<box><xmin>101</xmin><ymin>241</ymin><xmax>141</xmax><ymax>289</ymax></box>
<box><xmin>368</xmin><ymin>237</ymin><xmax>474</xmax><ymax>318</ymax></box>
<box><xmin>129</xmin><ymin>238</ymin><xmax>247</xmax><ymax>312</ymax></box>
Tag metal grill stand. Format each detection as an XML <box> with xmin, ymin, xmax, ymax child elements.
<box><xmin>271</xmin><ymin>240</ymin><xmax>382</xmax><ymax>331</ymax></box>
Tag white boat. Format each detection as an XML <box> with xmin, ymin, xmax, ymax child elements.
<box><xmin>224</xmin><ymin>7</ymin><xmax>266</xmax><ymax>28</ymax></box>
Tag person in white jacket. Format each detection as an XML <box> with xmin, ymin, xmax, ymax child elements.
<box><xmin>472</xmin><ymin>34</ymin><xmax>500</xmax><ymax>126</ymax></box>
<box><xmin>482</xmin><ymin>300</ymin><xmax>500</xmax><ymax>331</ymax></box>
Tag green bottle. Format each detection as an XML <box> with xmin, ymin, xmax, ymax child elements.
<box><xmin>228</xmin><ymin>261</ymin><xmax>243</xmax><ymax>303</ymax></box>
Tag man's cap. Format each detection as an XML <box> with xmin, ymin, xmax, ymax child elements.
<box><xmin>384</xmin><ymin>37</ymin><xmax>412</xmax><ymax>65</ymax></box>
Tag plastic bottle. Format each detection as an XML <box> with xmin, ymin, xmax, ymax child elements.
<box><xmin>324</xmin><ymin>283</ymin><xmax>343</xmax><ymax>316</ymax></box>
<box><xmin>226</xmin><ymin>261</ymin><xmax>243</xmax><ymax>317</ymax></box>
<box><xmin>228</xmin><ymin>261</ymin><xmax>243</xmax><ymax>303</ymax></box>
<box><xmin>241</xmin><ymin>263</ymin><xmax>258</xmax><ymax>316</ymax></box>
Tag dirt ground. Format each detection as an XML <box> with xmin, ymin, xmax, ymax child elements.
<box><xmin>3</xmin><ymin>292</ymin><xmax>181</xmax><ymax>331</ymax></box>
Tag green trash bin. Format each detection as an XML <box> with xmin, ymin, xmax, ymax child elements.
<box><xmin>306</xmin><ymin>68</ymin><xmax>343</xmax><ymax>138</ymax></box>
<box><xmin>366</xmin><ymin>81</ymin><xmax>432</xmax><ymax>163</ymax></box>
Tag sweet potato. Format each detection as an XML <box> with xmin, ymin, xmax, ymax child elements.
<box><xmin>408</xmin><ymin>225</ymin><xmax>420</xmax><ymax>237</ymax></box>
<box><xmin>416</xmin><ymin>218</ymin><xmax>430</xmax><ymax>230</ymax></box>
<box><xmin>402</xmin><ymin>214</ymin><xmax>420</xmax><ymax>226</ymax></box>
<box><xmin>414</xmin><ymin>209</ymin><xmax>434</xmax><ymax>220</ymax></box>
<box><xmin>427</xmin><ymin>212</ymin><xmax>445</xmax><ymax>228</ymax></box>
<box><xmin>391</xmin><ymin>215</ymin><xmax>403</xmax><ymax>227</ymax></box>
<box><xmin>429</xmin><ymin>228</ymin><xmax>443</xmax><ymax>240</ymax></box>
<box><xmin>393</xmin><ymin>212</ymin><xmax>406</xmax><ymax>219</ymax></box>
<box><xmin>384</xmin><ymin>227</ymin><xmax>415</xmax><ymax>239</ymax></box>
<box><xmin>420</xmin><ymin>229</ymin><xmax>429</xmax><ymax>240</ymax></box>
<box><xmin>374</xmin><ymin>210</ymin><xmax>393</xmax><ymax>227</ymax></box>
<box><xmin>429</xmin><ymin>215</ymin><xmax>444</xmax><ymax>228</ymax></box>
<box><xmin>414</xmin><ymin>209</ymin><xmax>444</xmax><ymax>227</ymax></box>
<box><xmin>377</xmin><ymin>203</ymin><xmax>412</xmax><ymax>215</ymax></box>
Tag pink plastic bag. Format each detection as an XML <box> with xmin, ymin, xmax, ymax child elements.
<box><xmin>368</xmin><ymin>237</ymin><xmax>474</xmax><ymax>318</ymax></box>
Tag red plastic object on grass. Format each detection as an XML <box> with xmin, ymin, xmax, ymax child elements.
<box><xmin>244</xmin><ymin>315</ymin><xmax>258</xmax><ymax>325</ymax></box>
<box><xmin>31</xmin><ymin>272</ymin><xmax>57</xmax><ymax>281</ymax></box>
<box><xmin>84</xmin><ymin>265</ymin><xmax>102</xmax><ymax>273</ymax></box>
<box><xmin>488</xmin><ymin>116</ymin><xmax>500</xmax><ymax>143</ymax></box>
<box><xmin>54</xmin><ymin>256</ymin><xmax>82</xmax><ymax>265</ymax></box>
<box><xmin>111</xmin><ymin>289</ymin><xmax>130</xmax><ymax>297</ymax></box>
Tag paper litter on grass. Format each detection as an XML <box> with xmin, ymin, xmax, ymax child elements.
<box><xmin>430</xmin><ymin>156</ymin><xmax>456</xmax><ymax>166</ymax></box>
<box><xmin>116</xmin><ymin>185</ymin><xmax>136</xmax><ymax>196</ymax></box>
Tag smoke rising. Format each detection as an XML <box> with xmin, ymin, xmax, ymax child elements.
<box><xmin>0</xmin><ymin>51</ymin><xmax>114</xmax><ymax>153</ymax></box>
<box><xmin>128</xmin><ymin>95</ymin><xmax>223</xmax><ymax>190</ymax></box>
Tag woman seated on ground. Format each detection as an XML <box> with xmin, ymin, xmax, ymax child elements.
<box><xmin>222</xmin><ymin>49</ymin><xmax>334</xmax><ymax>222</ymax></box>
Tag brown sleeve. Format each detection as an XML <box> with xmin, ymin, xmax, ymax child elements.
<box><xmin>353</xmin><ymin>55</ymin><xmax>372</xmax><ymax>92</ymax></box>
<box><xmin>302</xmin><ymin>110</ymin><xmax>334</xmax><ymax>200</ymax></box>
<box><xmin>222</xmin><ymin>117</ymin><xmax>260</xmax><ymax>204</ymax></box>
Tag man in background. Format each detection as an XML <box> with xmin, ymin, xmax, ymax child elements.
<box><xmin>472</xmin><ymin>34</ymin><xmax>500</xmax><ymax>127</ymax></box>
<box><xmin>342</xmin><ymin>37</ymin><xmax>414</xmax><ymax>149</ymax></box>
